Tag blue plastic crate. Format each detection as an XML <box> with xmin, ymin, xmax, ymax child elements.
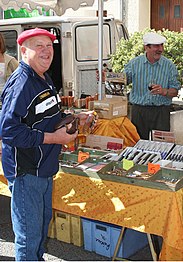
<box><xmin>82</xmin><ymin>218</ymin><xmax>148</xmax><ymax>259</ymax></box>
<box><xmin>81</xmin><ymin>218</ymin><xmax>94</xmax><ymax>251</ymax></box>
<box><xmin>82</xmin><ymin>218</ymin><xmax>112</xmax><ymax>257</ymax></box>
<box><xmin>111</xmin><ymin>226</ymin><xmax>148</xmax><ymax>258</ymax></box>
<box><xmin>93</xmin><ymin>221</ymin><xmax>111</xmax><ymax>257</ymax></box>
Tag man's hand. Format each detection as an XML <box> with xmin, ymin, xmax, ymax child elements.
<box><xmin>77</xmin><ymin>111</ymin><xmax>95</xmax><ymax>124</ymax></box>
<box><xmin>150</xmin><ymin>84</ymin><xmax>163</xmax><ymax>95</ymax></box>
<box><xmin>44</xmin><ymin>127</ymin><xmax>78</xmax><ymax>145</ymax></box>
<box><xmin>55</xmin><ymin>115</ymin><xmax>80</xmax><ymax>134</ymax></box>
<box><xmin>77</xmin><ymin>111</ymin><xmax>98</xmax><ymax>134</ymax></box>
<box><xmin>43</xmin><ymin>111</ymin><xmax>98</xmax><ymax>145</ymax></box>
<box><xmin>150</xmin><ymin>85</ymin><xmax>178</xmax><ymax>97</ymax></box>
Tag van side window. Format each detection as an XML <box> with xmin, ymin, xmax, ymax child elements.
<box><xmin>0</xmin><ymin>30</ymin><xmax>18</xmax><ymax>60</ymax></box>
<box><xmin>75</xmin><ymin>23</ymin><xmax>111</xmax><ymax>61</ymax></box>
<box><xmin>116</xmin><ymin>23</ymin><xmax>129</xmax><ymax>40</ymax></box>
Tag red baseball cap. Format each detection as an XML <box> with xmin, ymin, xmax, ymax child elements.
<box><xmin>17</xmin><ymin>28</ymin><xmax>56</xmax><ymax>46</ymax></box>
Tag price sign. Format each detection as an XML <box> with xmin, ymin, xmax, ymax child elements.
<box><xmin>78</xmin><ymin>151</ymin><xmax>90</xmax><ymax>163</ymax></box>
<box><xmin>123</xmin><ymin>159</ymin><xmax>134</xmax><ymax>171</ymax></box>
<box><xmin>148</xmin><ymin>162</ymin><xmax>160</xmax><ymax>174</ymax></box>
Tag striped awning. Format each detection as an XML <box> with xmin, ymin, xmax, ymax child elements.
<box><xmin>0</xmin><ymin>0</ymin><xmax>95</xmax><ymax>15</ymax></box>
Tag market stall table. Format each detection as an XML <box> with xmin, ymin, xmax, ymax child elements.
<box><xmin>52</xmin><ymin>171</ymin><xmax>183</xmax><ymax>261</ymax></box>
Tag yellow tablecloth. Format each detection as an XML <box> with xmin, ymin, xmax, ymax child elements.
<box><xmin>92</xmin><ymin>116</ymin><xmax>140</xmax><ymax>148</ymax></box>
<box><xmin>52</xmin><ymin>172</ymin><xmax>183</xmax><ymax>261</ymax></box>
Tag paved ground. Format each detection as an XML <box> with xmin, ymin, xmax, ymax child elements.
<box><xmin>0</xmin><ymin>185</ymin><xmax>153</xmax><ymax>261</ymax></box>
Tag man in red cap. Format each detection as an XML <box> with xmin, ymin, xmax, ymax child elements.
<box><xmin>0</xmin><ymin>28</ymin><xmax>95</xmax><ymax>261</ymax></box>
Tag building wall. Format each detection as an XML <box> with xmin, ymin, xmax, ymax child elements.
<box><xmin>125</xmin><ymin>0</ymin><xmax>139</xmax><ymax>34</ymax></box>
<box><xmin>103</xmin><ymin>0</ymin><xmax>122</xmax><ymax>19</ymax></box>
<box><xmin>125</xmin><ymin>0</ymin><xmax>150</xmax><ymax>34</ymax></box>
<box><xmin>139</xmin><ymin>0</ymin><xmax>151</xmax><ymax>31</ymax></box>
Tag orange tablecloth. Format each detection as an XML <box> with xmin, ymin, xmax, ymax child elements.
<box><xmin>52</xmin><ymin>172</ymin><xmax>183</xmax><ymax>261</ymax></box>
<box><xmin>92</xmin><ymin>116</ymin><xmax>140</xmax><ymax>148</ymax></box>
<box><xmin>66</xmin><ymin>116</ymin><xmax>139</xmax><ymax>151</ymax></box>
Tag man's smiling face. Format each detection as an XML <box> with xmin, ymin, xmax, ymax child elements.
<box><xmin>21</xmin><ymin>35</ymin><xmax>54</xmax><ymax>78</ymax></box>
<box><xmin>145</xmin><ymin>44</ymin><xmax>164</xmax><ymax>64</ymax></box>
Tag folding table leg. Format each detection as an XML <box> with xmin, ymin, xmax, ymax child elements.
<box><xmin>112</xmin><ymin>229</ymin><xmax>159</xmax><ymax>261</ymax></box>
<box><xmin>147</xmin><ymin>233</ymin><xmax>158</xmax><ymax>261</ymax></box>
<box><xmin>112</xmin><ymin>227</ymin><xmax>126</xmax><ymax>261</ymax></box>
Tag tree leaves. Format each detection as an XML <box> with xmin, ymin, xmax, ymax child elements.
<box><xmin>110</xmin><ymin>28</ymin><xmax>183</xmax><ymax>85</ymax></box>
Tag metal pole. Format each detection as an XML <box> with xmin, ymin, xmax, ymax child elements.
<box><xmin>0</xmin><ymin>7</ymin><xmax>3</xmax><ymax>19</ymax></box>
<box><xmin>98</xmin><ymin>0</ymin><xmax>104</xmax><ymax>100</ymax></box>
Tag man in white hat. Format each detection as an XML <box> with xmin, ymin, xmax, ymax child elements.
<box><xmin>124</xmin><ymin>31</ymin><xmax>180</xmax><ymax>140</ymax></box>
<box><xmin>0</xmin><ymin>28</ymin><xmax>96</xmax><ymax>261</ymax></box>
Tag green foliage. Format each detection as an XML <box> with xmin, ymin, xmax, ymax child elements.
<box><xmin>110</xmin><ymin>28</ymin><xmax>183</xmax><ymax>85</ymax></box>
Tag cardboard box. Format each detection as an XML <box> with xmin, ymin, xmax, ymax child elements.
<box><xmin>55</xmin><ymin>211</ymin><xmax>83</xmax><ymax>246</ymax></box>
<box><xmin>71</xmin><ymin>215</ymin><xmax>83</xmax><ymax>247</ymax></box>
<box><xmin>84</xmin><ymin>134</ymin><xmax>123</xmax><ymax>151</ymax></box>
<box><xmin>55</xmin><ymin>211</ymin><xmax>71</xmax><ymax>243</ymax></box>
<box><xmin>152</xmin><ymin>130</ymin><xmax>175</xmax><ymax>143</ymax></box>
<box><xmin>105</xmin><ymin>95</ymin><xmax>127</xmax><ymax>101</ymax></box>
<box><xmin>93</xmin><ymin>96</ymin><xmax>127</xmax><ymax>119</ymax></box>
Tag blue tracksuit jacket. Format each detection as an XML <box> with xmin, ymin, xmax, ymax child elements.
<box><xmin>0</xmin><ymin>61</ymin><xmax>63</xmax><ymax>183</ymax></box>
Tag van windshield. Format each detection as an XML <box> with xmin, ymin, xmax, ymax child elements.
<box><xmin>75</xmin><ymin>23</ymin><xmax>111</xmax><ymax>61</ymax></box>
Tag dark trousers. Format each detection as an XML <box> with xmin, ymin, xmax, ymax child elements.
<box><xmin>131</xmin><ymin>104</ymin><xmax>170</xmax><ymax>140</ymax></box>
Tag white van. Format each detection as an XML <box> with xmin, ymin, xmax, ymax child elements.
<box><xmin>0</xmin><ymin>16</ymin><xmax>128</xmax><ymax>98</ymax></box>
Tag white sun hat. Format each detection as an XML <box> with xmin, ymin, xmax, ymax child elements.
<box><xmin>143</xmin><ymin>32</ymin><xmax>166</xmax><ymax>45</ymax></box>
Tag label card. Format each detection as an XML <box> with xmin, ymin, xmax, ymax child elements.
<box><xmin>78</xmin><ymin>151</ymin><xmax>90</xmax><ymax>163</ymax></box>
<box><xmin>148</xmin><ymin>162</ymin><xmax>160</xmax><ymax>174</ymax></box>
<box><xmin>123</xmin><ymin>159</ymin><xmax>134</xmax><ymax>171</ymax></box>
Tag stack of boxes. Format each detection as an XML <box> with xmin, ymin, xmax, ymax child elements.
<box><xmin>48</xmin><ymin>210</ymin><xmax>148</xmax><ymax>259</ymax></box>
